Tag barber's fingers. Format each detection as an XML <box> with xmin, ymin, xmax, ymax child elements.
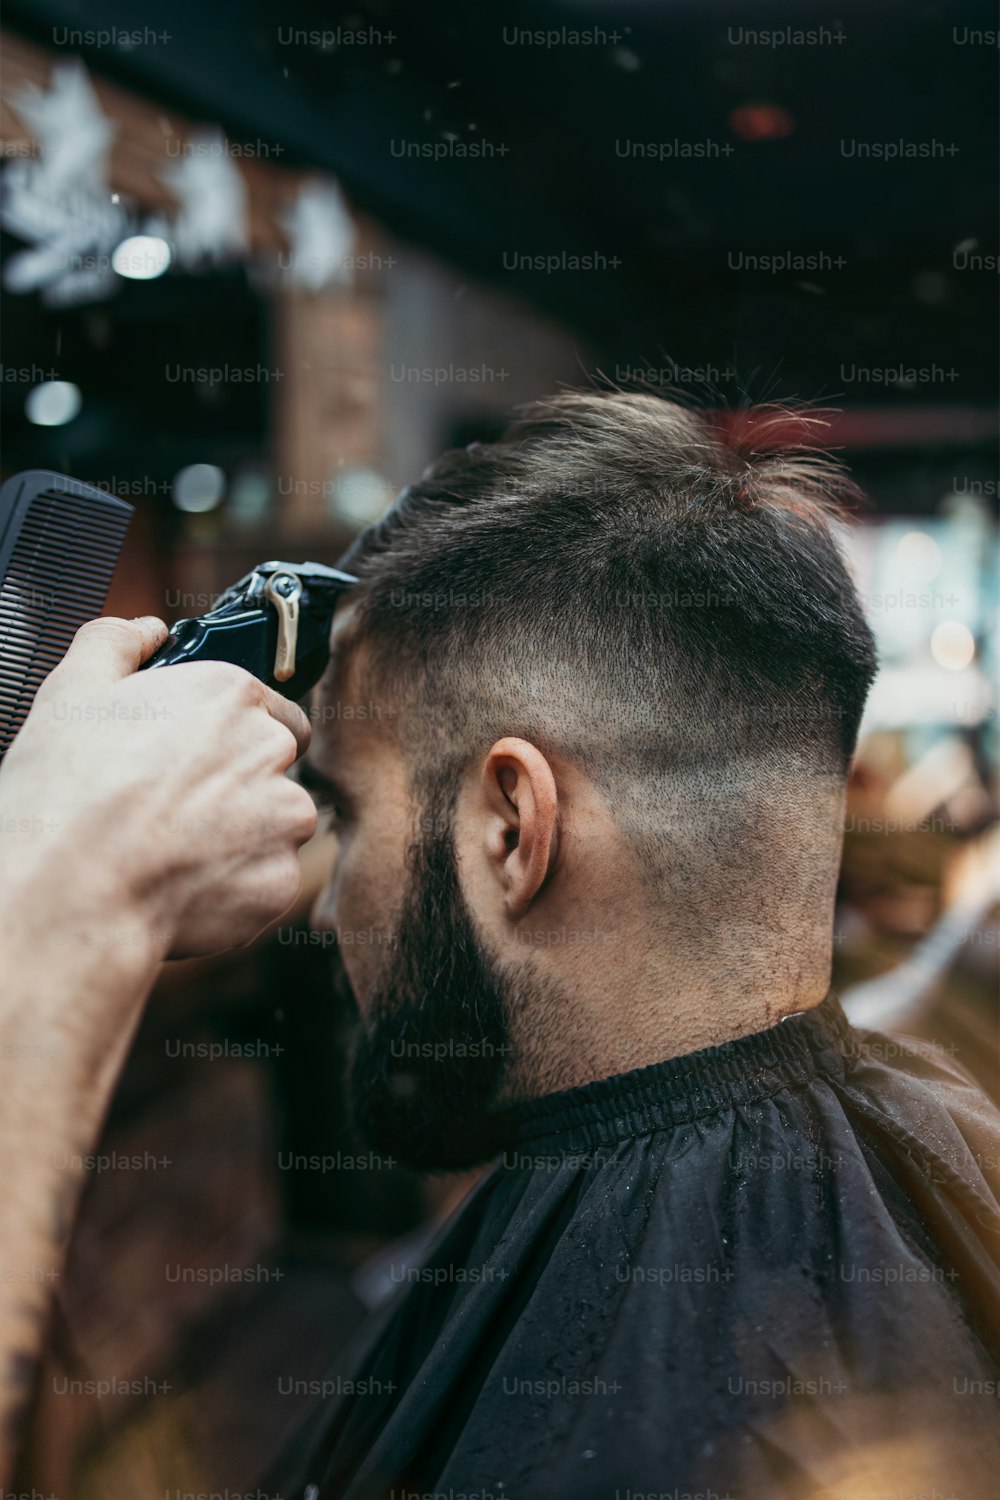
<box><xmin>59</xmin><ymin>615</ymin><xmax>170</xmax><ymax>680</ymax></box>
<box><xmin>52</xmin><ymin>616</ymin><xmax>311</xmax><ymax>759</ymax></box>
<box><xmin>258</xmin><ymin>683</ymin><xmax>312</xmax><ymax>761</ymax></box>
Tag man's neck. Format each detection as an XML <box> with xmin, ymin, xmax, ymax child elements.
<box><xmin>500</xmin><ymin>912</ymin><xmax>835</xmax><ymax>1103</ymax></box>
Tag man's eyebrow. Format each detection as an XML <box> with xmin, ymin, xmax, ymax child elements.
<box><xmin>295</xmin><ymin>758</ymin><xmax>351</xmax><ymax>805</ymax></box>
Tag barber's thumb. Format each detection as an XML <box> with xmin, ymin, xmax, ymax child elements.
<box><xmin>62</xmin><ymin>615</ymin><xmax>170</xmax><ymax>680</ymax></box>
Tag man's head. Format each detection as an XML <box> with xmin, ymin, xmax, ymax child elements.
<box><xmin>305</xmin><ymin>392</ymin><xmax>878</xmax><ymax>1169</ymax></box>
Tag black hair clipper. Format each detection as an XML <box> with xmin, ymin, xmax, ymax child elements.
<box><xmin>141</xmin><ymin>559</ymin><xmax>357</xmax><ymax>699</ymax></box>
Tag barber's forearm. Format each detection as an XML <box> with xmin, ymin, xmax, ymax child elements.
<box><xmin>0</xmin><ymin>866</ymin><xmax>163</xmax><ymax>1481</ymax></box>
<box><xmin>0</xmin><ymin>616</ymin><xmax>315</xmax><ymax>1479</ymax></box>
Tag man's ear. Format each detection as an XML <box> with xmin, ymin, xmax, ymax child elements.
<box><xmin>480</xmin><ymin>737</ymin><xmax>559</xmax><ymax>918</ymax></box>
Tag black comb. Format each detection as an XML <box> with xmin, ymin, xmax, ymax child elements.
<box><xmin>0</xmin><ymin>470</ymin><xmax>133</xmax><ymax>761</ymax></box>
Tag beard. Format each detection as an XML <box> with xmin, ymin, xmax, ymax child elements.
<box><xmin>342</xmin><ymin>803</ymin><xmax>518</xmax><ymax>1172</ymax></box>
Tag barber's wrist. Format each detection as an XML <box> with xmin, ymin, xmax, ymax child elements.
<box><xmin>0</xmin><ymin>834</ymin><xmax>169</xmax><ymax>1028</ymax></box>
<box><xmin>3</xmin><ymin>783</ymin><xmax>171</xmax><ymax>935</ymax></box>
<box><xmin>0</xmin><ymin>928</ymin><xmax>162</xmax><ymax>1137</ymax></box>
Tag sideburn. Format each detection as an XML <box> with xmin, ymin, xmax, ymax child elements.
<box><xmin>347</xmin><ymin>785</ymin><xmax>514</xmax><ymax>1172</ymax></box>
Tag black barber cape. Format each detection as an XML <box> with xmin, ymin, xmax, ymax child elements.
<box><xmin>285</xmin><ymin>994</ymin><xmax>1000</xmax><ymax>1499</ymax></box>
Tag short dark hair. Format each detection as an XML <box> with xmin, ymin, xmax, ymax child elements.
<box><xmin>340</xmin><ymin>392</ymin><xmax>877</xmax><ymax>876</ymax></box>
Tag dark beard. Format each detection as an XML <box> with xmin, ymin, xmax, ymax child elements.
<box><xmin>345</xmin><ymin>806</ymin><xmax>515</xmax><ymax>1172</ymax></box>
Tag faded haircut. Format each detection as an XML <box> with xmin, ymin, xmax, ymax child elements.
<box><xmin>338</xmin><ymin>391</ymin><xmax>878</xmax><ymax>883</ymax></box>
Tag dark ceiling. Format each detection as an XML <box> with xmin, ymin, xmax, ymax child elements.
<box><xmin>4</xmin><ymin>0</ymin><xmax>998</xmax><ymax>407</ymax></box>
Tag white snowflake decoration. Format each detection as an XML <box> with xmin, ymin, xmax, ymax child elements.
<box><xmin>160</xmin><ymin>128</ymin><xmax>249</xmax><ymax>267</ymax></box>
<box><xmin>1</xmin><ymin>59</ymin><xmax>124</xmax><ymax>305</ymax></box>
<box><xmin>280</xmin><ymin>178</ymin><xmax>355</xmax><ymax>290</ymax></box>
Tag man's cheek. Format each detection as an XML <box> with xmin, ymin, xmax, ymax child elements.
<box><xmin>336</xmin><ymin>872</ymin><xmax>397</xmax><ymax>1006</ymax></box>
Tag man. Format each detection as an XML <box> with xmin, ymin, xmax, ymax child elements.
<box><xmin>1</xmin><ymin>393</ymin><xmax>998</xmax><ymax>1497</ymax></box>
<box><xmin>284</xmin><ymin>394</ymin><xmax>1000</xmax><ymax>1497</ymax></box>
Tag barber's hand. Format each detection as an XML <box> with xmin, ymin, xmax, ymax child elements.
<box><xmin>0</xmin><ymin>616</ymin><xmax>317</xmax><ymax>960</ymax></box>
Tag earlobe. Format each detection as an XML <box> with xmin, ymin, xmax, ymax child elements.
<box><xmin>482</xmin><ymin>737</ymin><xmax>559</xmax><ymax>919</ymax></box>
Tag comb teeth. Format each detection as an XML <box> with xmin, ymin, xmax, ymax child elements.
<box><xmin>0</xmin><ymin>488</ymin><xmax>131</xmax><ymax>757</ymax></box>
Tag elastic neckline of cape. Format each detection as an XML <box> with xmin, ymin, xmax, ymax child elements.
<box><xmin>494</xmin><ymin>990</ymin><xmax>860</xmax><ymax>1150</ymax></box>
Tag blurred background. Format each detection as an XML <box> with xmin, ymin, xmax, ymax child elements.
<box><xmin>1</xmin><ymin>1</ymin><xmax>997</xmax><ymax>1494</ymax></box>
